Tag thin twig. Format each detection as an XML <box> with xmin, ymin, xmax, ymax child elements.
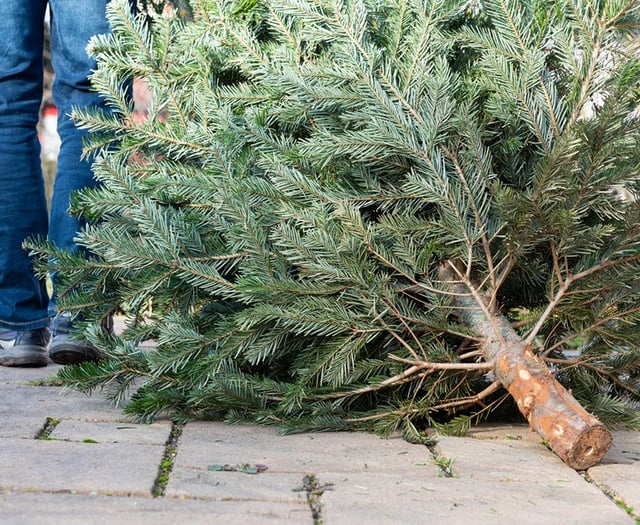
<box><xmin>429</xmin><ymin>380</ymin><xmax>502</xmax><ymax>411</ymax></box>
<box><xmin>444</xmin><ymin>261</ymin><xmax>506</xmax><ymax>345</ymax></box>
<box><xmin>387</xmin><ymin>353</ymin><xmax>492</xmax><ymax>370</ymax></box>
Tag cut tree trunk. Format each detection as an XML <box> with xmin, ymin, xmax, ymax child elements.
<box><xmin>440</xmin><ymin>265</ymin><xmax>612</xmax><ymax>470</ymax></box>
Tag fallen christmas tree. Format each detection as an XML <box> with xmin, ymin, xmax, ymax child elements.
<box><xmin>29</xmin><ymin>0</ymin><xmax>640</xmax><ymax>469</ymax></box>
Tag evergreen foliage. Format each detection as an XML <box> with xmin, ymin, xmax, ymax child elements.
<box><xmin>28</xmin><ymin>0</ymin><xmax>640</xmax><ymax>435</ymax></box>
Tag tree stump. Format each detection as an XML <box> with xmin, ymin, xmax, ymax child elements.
<box><xmin>441</xmin><ymin>265</ymin><xmax>612</xmax><ymax>469</ymax></box>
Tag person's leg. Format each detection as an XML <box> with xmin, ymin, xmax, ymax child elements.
<box><xmin>0</xmin><ymin>0</ymin><xmax>51</xmax><ymax>366</ymax></box>
<box><xmin>47</xmin><ymin>0</ymin><xmax>114</xmax><ymax>364</ymax></box>
<box><xmin>47</xmin><ymin>0</ymin><xmax>111</xmax><ymax>259</ymax></box>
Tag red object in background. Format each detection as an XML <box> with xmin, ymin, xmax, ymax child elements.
<box><xmin>40</xmin><ymin>102</ymin><xmax>61</xmax><ymax>161</ymax></box>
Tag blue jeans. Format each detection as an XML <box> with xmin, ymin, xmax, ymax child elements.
<box><xmin>0</xmin><ymin>0</ymin><xmax>111</xmax><ymax>330</ymax></box>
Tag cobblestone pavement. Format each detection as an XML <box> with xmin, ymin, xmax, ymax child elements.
<box><xmin>0</xmin><ymin>364</ymin><xmax>637</xmax><ymax>524</ymax></box>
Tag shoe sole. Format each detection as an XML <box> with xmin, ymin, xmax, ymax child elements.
<box><xmin>0</xmin><ymin>346</ymin><xmax>48</xmax><ymax>367</ymax></box>
<box><xmin>49</xmin><ymin>343</ymin><xmax>105</xmax><ymax>365</ymax></box>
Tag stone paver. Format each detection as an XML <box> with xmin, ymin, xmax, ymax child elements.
<box><xmin>174</xmin><ymin>421</ymin><xmax>439</xmax><ymax>474</ymax></box>
<box><xmin>0</xmin><ymin>493</ymin><xmax>309</xmax><ymax>525</ymax></box>
<box><xmin>51</xmin><ymin>420</ymin><xmax>172</xmax><ymax>445</ymax></box>
<box><xmin>167</xmin><ymin>468</ymin><xmax>310</xmax><ymax>502</ymax></box>
<box><xmin>430</xmin><ymin>434</ymin><xmax>634</xmax><ymax>524</ymax></box>
<box><xmin>467</xmin><ymin>422</ymin><xmax>544</xmax><ymax>444</ymax></box>
<box><xmin>322</xmin><ymin>474</ymin><xmax>633</xmax><ymax>525</ymax></box>
<box><xmin>599</xmin><ymin>431</ymin><xmax>640</xmax><ymax>464</ymax></box>
<box><xmin>168</xmin><ymin>421</ymin><xmax>439</xmax><ymax>505</ymax></box>
<box><xmin>0</xmin><ymin>382</ymin><xmax>128</xmax><ymax>424</ymax></box>
<box><xmin>589</xmin><ymin>464</ymin><xmax>640</xmax><ymax>518</ymax></box>
<box><xmin>0</xmin><ymin>415</ymin><xmax>48</xmax><ymax>439</ymax></box>
<box><xmin>0</xmin><ymin>365</ymin><xmax>637</xmax><ymax>524</ymax></box>
<box><xmin>589</xmin><ymin>432</ymin><xmax>640</xmax><ymax>518</ymax></box>
<box><xmin>0</xmin><ymin>438</ymin><xmax>164</xmax><ymax>496</ymax></box>
<box><xmin>434</xmin><ymin>434</ymin><xmax>573</xmax><ymax>482</ymax></box>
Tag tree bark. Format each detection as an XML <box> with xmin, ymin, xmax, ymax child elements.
<box><xmin>440</xmin><ymin>265</ymin><xmax>612</xmax><ymax>470</ymax></box>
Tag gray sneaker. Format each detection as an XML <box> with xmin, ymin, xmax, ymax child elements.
<box><xmin>0</xmin><ymin>327</ymin><xmax>49</xmax><ymax>367</ymax></box>
<box><xmin>48</xmin><ymin>313</ymin><xmax>109</xmax><ymax>365</ymax></box>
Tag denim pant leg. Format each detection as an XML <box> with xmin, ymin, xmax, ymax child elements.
<box><xmin>0</xmin><ymin>0</ymin><xmax>50</xmax><ymax>331</ymax></box>
<box><xmin>47</xmin><ymin>0</ymin><xmax>112</xmax><ymax>316</ymax></box>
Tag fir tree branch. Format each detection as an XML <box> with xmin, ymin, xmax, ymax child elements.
<box><xmin>343</xmin><ymin>380</ymin><xmax>503</xmax><ymax>423</ymax></box>
<box><xmin>545</xmin><ymin>357</ymin><xmax>639</xmax><ymax>398</ymax></box>
<box><xmin>439</xmin><ymin>142</ymin><xmax>495</xmax><ymax>284</ymax></box>
<box><xmin>607</xmin><ymin>0</ymin><xmax>640</xmax><ymax>27</ymax></box>
<box><xmin>525</xmin><ymin>253</ymin><xmax>640</xmax><ymax>346</ymax></box>
<box><xmin>541</xmin><ymin>303</ymin><xmax>640</xmax><ymax>357</ymax></box>
<box><xmin>265</xmin><ymin>1</ymin><xmax>298</xmax><ymax>48</ymax></box>
<box><xmin>495</xmin><ymin>0</ymin><xmax>527</xmax><ymax>53</ymax></box>
<box><xmin>307</xmin><ymin>364</ymin><xmax>433</xmax><ymax>401</ymax></box>
<box><xmin>458</xmin><ymin>349</ymin><xmax>485</xmax><ymax>360</ymax></box>
<box><xmin>387</xmin><ymin>354</ymin><xmax>492</xmax><ymax>370</ymax></box>
<box><xmin>567</xmin><ymin>36</ymin><xmax>603</xmax><ymax>128</ymax></box>
<box><xmin>441</xmin><ymin>260</ymin><xmax>507</xmax><ymax>345</ymax></box>
<box><xmin>488</xmin><ymin>253</ymin><xmax>515</xmax><ymax>309</ymax></box>
<box><xmin>376</xmin><ymin>305</ymin><xmax>422</xmax><ymax>362</ymax></box>
<box><xmin>539</xmin><ymin>75</ymin><xmax>562</xmax><ymax>139</ymax></box>
<box><xmin>399</xmin><ymin>0</ymin><xmax>441</xmax><ymax>99</ymax></box>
